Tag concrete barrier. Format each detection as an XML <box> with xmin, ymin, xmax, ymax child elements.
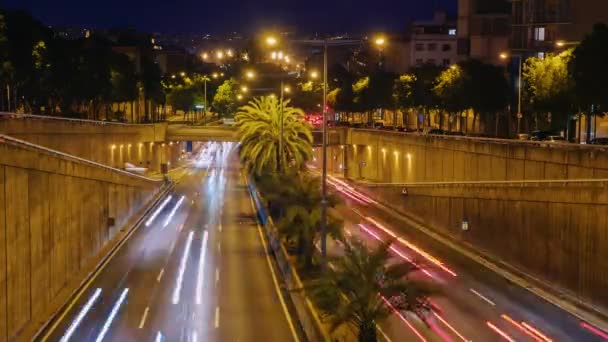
<box><xmin>0</xmin><ymin>113</ymin><xmax>185</xmax><ymax>172</ymax></box>
<box><xmin>314</xmin><ymin>129</ymin><xmax>608</xmax><ymax>183</ymax></box>
<box><xmin>0</xmin><ymin>135</ymin><xmax>163</xmax><ymax>341</ymax></box>
<box><xmin>355</xmin><ymin>179</ymin><xmax>608</xmax><ymax>312</ymax></box>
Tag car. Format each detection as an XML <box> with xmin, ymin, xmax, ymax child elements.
<box><xmin>427</xmin><ymin>128</ymin><xmax>446</xmax><ymax>135</ymax></box>
<box><xmin>590</xmin><ymin>137</ymin><xmax>608</xmax><ymax>145</ymax></box>
<box><xmin>545</xmin><ymin>135</ymin><xmax>567</xmax><ymax>143</ymax></box>
<box><xmin>530</xmin><ymin>130</ymin><xmax>553</xmax><ymax>141</ymax></box>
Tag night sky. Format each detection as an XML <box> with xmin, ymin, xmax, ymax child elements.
<box><xmin>3</xmin><ymin>0</ymin><xmax>456</xmax><ymax>35</ymax></box>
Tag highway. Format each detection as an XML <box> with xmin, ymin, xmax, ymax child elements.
<box><xmin>326</xmin><ymin>175</ymin><xmax>608</xmax><ymax>342</ymax></box>
<box><xmin>40</xmin><ymin>142</ymin><xmax>301</xmax><ymax>342</ymax></box>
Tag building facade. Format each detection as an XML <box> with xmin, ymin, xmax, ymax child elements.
<box><xmin>409</xmin><ymin>11</ymin><xmax>458</xmax><ymax>68</ymax></box>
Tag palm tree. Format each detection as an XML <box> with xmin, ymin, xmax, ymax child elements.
<box><xmin>258</xmin><ymin>172</ymin><xmax>343</xmax><ymax>269</ymax></box>
<box><xmin>309</xmin><ymin>239</ymin><xmax>436</xmax><ymax>342</ymax></box>
<box><xmin>236</xmin><ymin>96</ymin><xmax>313</xmax><ymax>175</ymax></box>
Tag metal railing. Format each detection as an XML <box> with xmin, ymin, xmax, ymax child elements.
<box><xmin>360</xmin><ymin>178</ymin><xmax>608</xmax><ymax>188</ymax></box>
<box><xmin>0</xmin><ymin>112</ymin><xmax>158</xmax><ymax>127</ymax></box>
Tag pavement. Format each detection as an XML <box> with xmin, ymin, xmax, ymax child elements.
<box><xmin>39</xmin><ymin>142</ymin><xmax>302</xmax><ymax>342</ymax></box>
<box><xmin>325</xmin><ymin>174</ymin><xmax>608</xmax><ymax>342</ymax></box>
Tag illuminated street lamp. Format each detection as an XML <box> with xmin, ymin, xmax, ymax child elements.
<box><xmin>500</xmin><ymin>52</ymin><xmax>523</xmax><ymax>133</ymax></box>
<box><xmin>226</xmin><ymin>49</ymin><xmax>233</xmax><ymax>57</ymax></box>
<box><xmin>241</xmin><ymin>86</ymin><xmax>248</xmax><ymax>93</ymax></box>
<box><xmin>237</xmin><ymin>94</ymin><xmax>243</xmax><ymax>100</ymax></box>
<box><xmin>180</xmin><ymin>71</ymin><xmax>186</xmax><ymax>77</ymax></box>
<box><xmin>310</xmin><ymin>70</ymin><xmax>319</xmax><ymax>79</ymax></box>
<box><xmin>246</xmin><ymin>70</ymin><xmax>255</xmax><ymax>79</ymax></box>
<box><xmin>266</xmin><ymin>36</ymin><xmax>278</xmax><ymax>46</ymax></box>
<box><xmin>201</xmin><ymin>52</ymin><xmax>209</xmax><ymax>60</ymax></box>
<box><xmin>212</xmin><ymin>72</ymin><xmax>219</xmax><ymax>79</ymax></box>
<box><xmin>284</xmin><ymin>86</ymin><xmax>291</xmax><ymax>93</ymax></box>
<box><xmin>216</xmin><ymin>51</ymin><xmax>224</xmax><ymax>60</ymax></box>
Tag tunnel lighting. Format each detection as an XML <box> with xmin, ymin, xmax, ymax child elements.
<box><xmin>196</xmin><ymin>230</ymin><xmax>209</xmax><ymax>304</ymax></box>
<box><xmin>111</xmin><ymin>144</ymin><xmax>116</xmax><ymax>149</ymax></box>
<box><xmin>60</xmin><ymin>288</ymin><xmax>102</xmax><ymax>342</ymax></box>
<box><xmin>173</xmin><ymin>231</ymin><xmax>194</xmax><ymax>304</ymax></box>
<box><xmin>381</xmin><ymin>148</ymin><xmax>386</xmax><ymax>153</ymax></box>
<box><xmin>139</xmin><ymin>143</ymin><xmax>143</xmax><ymax>147</ymax></box>
<box><xmin>95</xmin><ymin>288</ymin><xmax>129</xmax><ymax>342</ymax></box>
<box><xmin>407</xmin><ymin>153</ymin><xmax>412</xmax><ymax>159</ymax></box>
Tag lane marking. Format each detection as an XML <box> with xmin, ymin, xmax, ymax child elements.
<box><xmin>196</xmin><ymin>230</ymin><xmax>209</xmax><ymax>305</ymax></box>
<box><xmin>470</xmin><ymin>288</ymin><xmax>496</xmax><ymax>306</ymax></box>
<box><xmin>138</xmin><ymin>307</ymin><xmax>150</xmax><ymax>329</ymax></box>
<box><xmin>248</xmin><ymin>190</ymin><xmax>300</xmax><ymax>342</ymax></box>
<box><xmin>59</xmin><ymin>288</ymin><xmax>102</xmax><ymax>342</ymax></box>
<box><xmin>215</xmin><ymin>268</ymin><xmax>220</xmax><ymax>286</ymax></box>
<box><xmin>215</xmin><ymin>306</ymin><xmax>220</xmax><ymax>328</ymax></box>
<box><xmin>95</xmin><ymin>288</ymin><xmax>129</xmax><ymax>342</ymax></box>
<box><xmin>172</xmin><ymin>231</ymin><xmax>194</xmax><ymax>304</ymax></box>
<box><xmin>157</xmin><ymin>269</ymin><xmax>165</xmax><ymax>283</ymax></box>
<box><xmin>219</xmin><ymin>224</ymin><xmax>222</xmax><ymax>232</ymax></box>
<box><xmin>217</xmin><ymin>241</ymin><xmax>221</xmax><ymax>254</ymax></box>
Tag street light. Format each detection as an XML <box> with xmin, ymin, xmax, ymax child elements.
<box><xmin>241</xmin><ymin>86</ymin><xmax>248</xmax><ymax>93</ymax></box>
<box><xmin>310</xmin><ymin>70</ymin><xmax>319</xmax><ymax>79</ymax></box>
<box><xmin>501</xmin><ymin>52</ymin><xmax>523</xmax><ymax>133</ymax></box>
<box><xmin>266</xmin><ymin>36</ymin><xmax>278</xmax><ymax>46</ymax></box>
<box><xmin>284</xmin><ymin>86</ymin><xmax>291</xmax><ymax>93</ymax></box>
<box><xmin>217</xmin><ymin>51</ymin><xmax>224</xmax><ymax>60</ymax></box>
<box><xmin>212</xmin><ymin>72</ymin><xmax>219</xmax><ymax>79</ymax></box>
<box><xmin>237</xmin><ymin>94</ymin><xmax>243</xmax><ymax>100</ymax></box>
<box><xmin>246</xmin><ymin>70</ymin><xmax>255</xmax><ymax>79</ymax></box>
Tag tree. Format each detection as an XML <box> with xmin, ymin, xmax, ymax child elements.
<box><xmin>140</xmin><ymin>56</ymin><xmax>164</xmax><ymax>122</ymax></box>
<box><xmin>570</xmin><ymin>23</ymin><xmax>608</xmax><ymax>142</ymax></box>
<box><xmin>212</xmin><ymin>78</ymin><xmax>239</xmax><ymax>118</ymax></box>
<box><xmin>411</xmin><ymin>64</ymin><xmax>442</xmax><ymax>129</ymax></box>
<box><xmin>166</xmin><ymin>85</ymin><xmax>202</xmax><ymax>120</ymax></box>
<box><xmin>433</xmin><ymin>66</ymin><xmax>468</xmax><ymax>131</ymax></box>
<box><xmin>524</xmin><ymin>49</ymin><xmax>575</xmax><ymax>133</ymax></box>
<box><xmin>236</xmin><ymin>96</ymin><xmax>313</xmax><ymax>174</ymax></box>
<box><xmin>259</xmin><ymin>172</ymin><xmax>343</xmax><ymax>269</ymax></box>
<box><xmin>109</xmin><ymin>53</ymin><xmax>138</xmax><ymax>121</ymax></box>
<box><xmin>308</xmin><ymin>239</ymin><xmax>436</xmax><ymax>342</ymax></box>
<box><xmin>393</xmin><ymin>74</ymin><xmax>416</xmax><ymax>128</ymax></box>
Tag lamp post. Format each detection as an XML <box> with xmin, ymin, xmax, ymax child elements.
<box><xmin>501</xmin><ymin>52</ymin><xmax>523</xmax><ymax>133</ymax></box>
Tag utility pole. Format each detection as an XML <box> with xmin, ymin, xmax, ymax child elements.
<box><xmin>320</xmin><ymin>40</ymin><xmax>328</xmax><ymax>261</ymax></box>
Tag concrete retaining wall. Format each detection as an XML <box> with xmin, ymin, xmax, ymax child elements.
<box><xmin>338</xmin><ymin>129</ymin><xmax>608</xmax><ymax>182</ymax></box>
<box><xmin>0</xmin><ymin>137</ymin><xmax>162</xmax><ymax>341</ymax></box>
<box><xmin>0</xmin><ymin>114</ymin><xmax>183</xmax><ymax>172</ymax></box>
<box><xmin>358</xmin><ymin>181</ymin><xmax>608</xmax><ymax>310</ymax></box>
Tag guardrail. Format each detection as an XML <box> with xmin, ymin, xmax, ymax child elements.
<box><xmin>359</xmin><ymin>178</ymin><xmax>608</xmax><ymax>188</ymax></box>
<box><xmin>0</xmin><ymin>134</ymin><xmax>162</xmax><ymax>183</ymax></box>
<box><xmin>352</xmin><ymin>128</ymin><xmax>608</xmax><ymax>152</ymax></box>
<box><xmin>247</xmin><ymin>178</ymin><xmax>330</xmax><ymax>342</ymax></box>
<box><xmin>0</xmin><ymin>112</ymin><xmax>158</xmax><ymax>127</ymax></box>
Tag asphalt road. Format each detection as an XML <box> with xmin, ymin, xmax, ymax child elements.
<box><xmin>326</xmin><ymin>175</ymin><xmax>608</xmax><ymax>342</ymax></box>
<box><xmin>40</xmin><ymin>142</ymin><xmax>300</xmax><ymax>342</ymax></box>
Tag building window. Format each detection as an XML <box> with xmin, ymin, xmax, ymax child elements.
<box><xmin>415</xmin><ymin>43</ymin><xmax>424</xmax><ymax>51</ymax></box>
<box><xmin>427</xmin><ymin>43</ymin><xmax>437</xmax><ymax>51</ymax></box>
<box><xmin>534</xmin><ymin>27</ymin><xmax>546</xmax><ymax>41</ymax></box>
<box><xmin>442</xmin><ymin>59</ymin><xmax>451</xmax><ymax>66</ymax></box>
<box><xmin>448</xmin><ymin>29</ymin><xmax>456</xmax><ymax>36</ymax></box>
<box><xmin>442</xmin><ymin>44</ymin><xmax>451</xmax><ymax>52</ymax></box>
<box><xmin>427</xmin><ymin>59</ymin><xmax>436</xmax><ymax>65</ymax></box>
<box><xmin>415</xmin><ymin>58</ymin><xmax>423</xmax><ymax>65</ymax></box>
<box><xmin>537</xmin><ymin>52</ymin><xmax>545</xmax><ymax>59</ymax></box>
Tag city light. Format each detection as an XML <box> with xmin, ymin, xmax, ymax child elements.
<box><xmin>271</xmin><ymin>51</ymin><xmax>277</xmax><ymax>60</ymax></box>
<box><xmin>310</xmin><ymin>70</ymin><xmax>319</xmax><ymax>79</ymax></box>
<box><xmin>266</xmin><ymin>36</ymin><xmax>277</xmax><ymax>46</ymax></box>
<box><xmin>246</xmin><ymin>70</ymin><xmax>255</xmax><ymax>79</ymax></box>
<box><xmin>212</xmin><ymin>72</ymin><xmax>219</xmax><ymax>79</ymax></box>
<box><xmin>226</xmin><ymin>49</ymin><xmax>233</xmax><ymax>57</ymax></box>
<box><xmin>241</xmin><ymin>86</ymin><xmax>248</xmax><ymax>93</ymax></box>
<box><xmin>374</xmin><ymin>36</ymin><xmax>386</xmax><ymax>46</ymax></box>
<box><xmin>284</xmin><ymin>86</ymin><xmax>291</xmax><ymax>93</ymax></box>
<box><xmin>237</xmin><ymin>94</ymin><xmax>243</xmax><ymax>100</ymax></box>
<box><xmin>201</xmin><ymin>52</ymin><xmax>208</xmax><ymax>60</ymax></box>
<box><xmin>500</xmin><ymin>52</ymin><xmax>509</xmax><ymax>59</ymax></box>
<box><xmin>216</xmin><ymin>51</ymin><xmax>224</xmax><ymax>59</ymax></box>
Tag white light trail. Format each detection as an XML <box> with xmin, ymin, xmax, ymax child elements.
<box><xmin>60</xmin><ymin>288</ymin><xmax>102</xmax><ymax>342</ymax></box>
<box><xmin>163</xmin><ymin>196</ymin><xmax>185</xmax><ymax>228</ymax></box>
<box><xmin>95</xmin><ymin>288</ymin><xmax>129</xmax><ymax>342</ymax></box>
<box><xmin>172</xmin><ymin>231</ymin><xmax>194</xmax><ymax>304</ymax></box>
<box><xmin>146</xmin><ymin>196</ymin><xmax>173</xmax><ymax>226</ymax></box>
<box><xmin>196</xmin><ymin>230</ymin><xmax>209</xmax><ymax>304</ymax></box>
<box><xmin>155</xmin><ymin>331</ymin><xmax>163</xmax><ymax>342</ymax></box>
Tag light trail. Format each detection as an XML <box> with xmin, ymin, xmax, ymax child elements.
<box><xmin>469</xmin><ymin>288</ymin><xmax>496</xmax><ymax>306</ymax></box>
<box><xmin>365</xmin><ymin>217</ymin><xmax>458</xmax><ymax>277</ymax></box>
<box><xmin>521</xmin><ymin>322</ymin><xmax>553</xmax><ymax>342</ymax></box>
<box><xmin>172</xmin><ymin>231</ymin><xmax>194</xmax><ymax>304</ymax></box>
<box><xmin>59</xmin><ymin>288</ymin><xmax>102</xmax><ymax>342</ymax></box>
<box><xmin>501</xmin><ymin>314</ymin><xmax>543</xmax><ymax>341</ymax></box>
<box><xmin>145</xmin><ymin>196</ymin><xmax>173</xmax><ymax>227</ymax></box>
<box><xmin>94</xmin><ymin>288</ymin><xmax>129</xmax><ymax>342</ymax></box>
<box><xmin>380</xmin><ymin>296</ymin><xmax>427</xmax><ymax>342</ymax></box>
<box><xmin>581</xmin><ymin>322</ymin><xmax>608</xmax><ymax>340</ymax></box>
<box><xmin>432</xmin><ymin>312</ymin><xmax>470</xmax><ymax>342</ymax></box>
<box><xmin>163</xmin><ymin>195</ymin><xmax>185</xmax><ymax>228</ymax></box>
<box><xmin>196</xmin><ymin>230</ymin><xmax>209</xmax><ymax>305</ymax></box>
<box><xmin>486</xmin><ymin>321</ymin><xmax>515</xmax><ymax>342</ymax></box>
<box><xmin>155</xmin><ymin>331</ymin><xmax>163</xmax><ymax>342</ymax></box>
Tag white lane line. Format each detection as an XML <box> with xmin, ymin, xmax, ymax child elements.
<box><xmin>146</xmin><ymin>196</ymin><xmax>173</xmax><ymax>227</ymax></box>
<box><xmin>249</xmin><ymin>199</ymin><xmax>300</xmax><ymax>342</ymax></box>
<box><xmin>215</xmin><ymin>307</ymin><xmax>220</xmax><ymax>328</ymax></box>
<box><xmin>157</xmin><ymin>268</ymin><xmax>165</xmax><ymax>282</ymax></box>
<box><xmin>163</xmin><ymin>195</ymin><xmax>186</xmax><ymax>228</ymax></box>
<box><xmin>138</xmin><ymin>307</ymin><xmax>150</xmax><ymax>329</ymax></box>
<box><xmin>95</xmin><ymin>288</ymin><xmax>129</xmax><ymax>342</ymax></box>
<box><xmin>59</xmin><ymin>288</ymin><xmax>102</xmax><ymax>342</ymax></box>
<box><xmin>217</xmin><ymin>241</ymin><xmax>221</xmax><ymax>254</ymax></box>
<box><xmin>215</xmin><ymin>267</ymin><xmax>220</xmax><ymax>286</ymax></box>
<box><xmin>172</xmin><ymin>231</ymin><xmax>194</xmax><ymax>304</ymax></box>
<box><xmin>470</xmin><ymin>288</ymin><xmax>496</xmax><ymax>306</ymax></box>
<box><xmin>219</xmin><ymin>223</ymin><xmax>222</xmax><ymax>232</ymax></box>
<box><xmin>196</xmin><ymin>230</ymin><xmax>209</xmax><ymax>305</ymax></box>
